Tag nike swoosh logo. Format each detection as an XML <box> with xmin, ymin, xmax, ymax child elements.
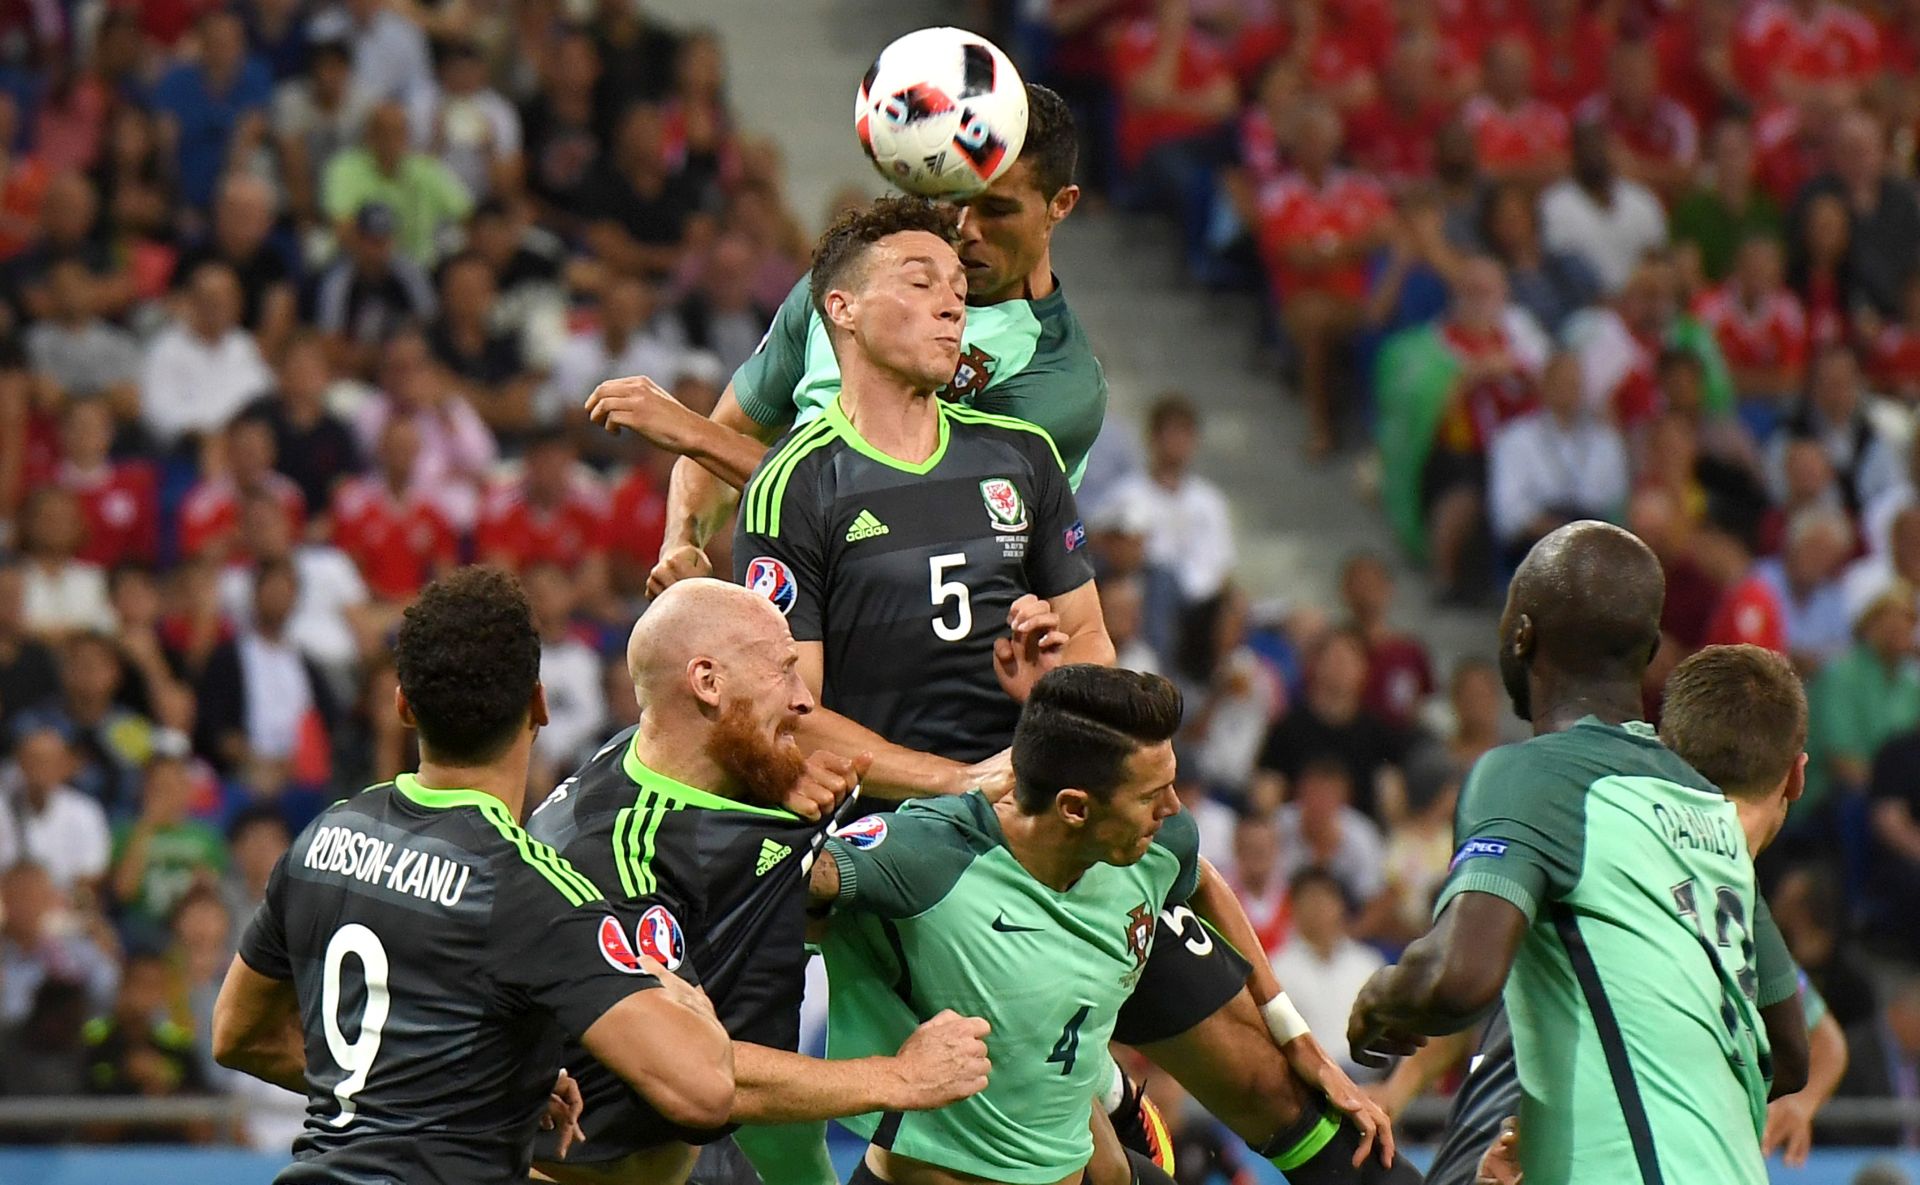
<box><xmin>991</xmin><ymin>914</ymin><xmax>1044</xmax><ymax>933</ymax></box>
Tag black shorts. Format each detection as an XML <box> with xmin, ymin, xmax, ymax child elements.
<box><xmin>687</xmin><ymin>1137</ymin><xmax>765</xmax><ymax>1185</ymax></box>
<box><xmin>1111</xmin><ymin>905</ymin><xmax>1252</xmax><ymax>1047</ymax></box>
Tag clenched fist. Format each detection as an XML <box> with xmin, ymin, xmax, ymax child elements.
<box><xmin>783</xmin><ymin>751</ymin><xmax>871</xmax><ymax>821</ymax></box>
<box><xmin>889</xmin><ymin>1009</ymin><xmax>992</xmax><ymax>1110</ymax></box>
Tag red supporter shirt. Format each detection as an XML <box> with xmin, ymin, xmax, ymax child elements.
<box><xmin>1238</xmin><ymin>106</ymin><xmax>1288</xmax><ymax>188</ymax></box>
<box><xmin>332</xmin><ymin>476</ymin><xmax>459</xmax><ymax>601</ymax></box>
<box><xmin>59</xmin><ymin>461</ymin><xmax>157</xmax><ymax>567</ymax></box>
<box><xmin>1575</xmin><ymin>93</ymin><xmax>1700</xmax><ymax>172</ymax></box>
<box><xmin>1108</xmin><ymin>20</ymin><xmax>1236</xmax><ymax>172</ymax></box>
<box><xmin>1362</xmin><ymin>635</ymin><xmax>1436</xmax><ymax>729</ymax></box>
<box><xmin>1461</xmin><ymin>95</ymin><xmax>1569</xmax><ymax>174</ymax></box>
<box><xmin>1869</xmin><ymin>324</ymin><xmax>1920</xmax><ymax>399</ymax></box>
<box><xmin>476</xmin><ymin>478</ymin><xmax>612</xmax><ymax>572</ymax></box>
<box><xmin>609</xmin><ymin>468</ymin><xmax>668</xmax><ymax>574</ymax></box>
<box><xmin>1704</xmin><ymin>572</ymin><xmax>1788</xmax><ymax>651</ymax></box>
<box><xmin>1654</xmin><ymin>13</ymin><xmax>1733</xmax><ymax>126</ymax></box>
<box><xmin>1527</xmin><ymin>15</ymin><xmax>1616</xmax><ymax>112</ymax></box>
<box><xmin>1754</xmin><ymin>105</ymin><xmax>1826</xmax><ymax>207</ymax></box>
<box><xmin>1346</xmin><ymin>99</ymin><xmax>1452</xmax><ymax>186</ymax></box>
<box><xmin>1434</xmin><ymin>322</ymin><xmax>1540</xmax><ymax>454</ymax></box>
<box><xmin>1255</xmin><ymin>169</ymin><xmax>1391</xmax><ymax>301</ymax></box>
<box><xmin>1694</xmin><ymin>285</ymin><xmax>1809</xmax><ymax>379</ymax></box>
<box><xmin>1736</xmin><ymin>0</ymin><xmax>1881</xmax><ymax>98</ymax></box>
<box><xmin>177</xmin><ymin>474</ymin><xmax>306</xmax><ymax>560</ymax></box>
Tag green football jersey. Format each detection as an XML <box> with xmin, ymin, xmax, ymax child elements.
<box><xmin>820</xmin><ymin>793</ymin><xmax>1199</xmax><ymax>1184</ymax></box>
<box><xmin>1436</xmin><ymin>718</ymin><xmax>1772</xmax><ymax>1185</ymax></box>
<box><xmin>732</xmin><ymin>277</ymin><xmax>1107</xmax><ymax>489</ymax></box>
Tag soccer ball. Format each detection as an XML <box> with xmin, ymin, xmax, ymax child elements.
<box><xmin>855</xmin><ymin>27</ymin><xmax>1029</xmax><ymax>199</ymax></box>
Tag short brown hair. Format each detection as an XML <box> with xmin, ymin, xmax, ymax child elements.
<box><xmin>807</xmin><ymin>195</ymin><xmax>960</xmax><ymax>319</ymax></box>
<box><xmin>1659</xmin><ymin>644</ymin><xmax>1807</xmax><ymax>800</ymax></box>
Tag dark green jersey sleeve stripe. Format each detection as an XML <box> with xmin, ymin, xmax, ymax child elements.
<box><xmin>1552</xmin><ymin>904</ymin><xmax>1665</xmax><ymax>1185</ymax></box>
<box><xmin>943</xmin><ymin>403</ymin><xmax>1067</xmax><ymax>473</ymax></box>
<box><xmin>746</xmin><ymin>417</ymin><xmax>835</xmax><ymax>535</ymax></box>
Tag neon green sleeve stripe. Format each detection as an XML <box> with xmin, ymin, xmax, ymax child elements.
<box><xmin>636</xmin><ymin>795</ymin><xmax>669</xmax><ymax>894</ymax></box>
<box><xmin>612</xmin><ymin>806</ymin><xmax>639</xmax><ymax>899</ymax></box>
<box><xmin>760</xmin><ymin>433</ymin><xmax>837</xmax><ymax>538</ymax></box>
<box><xmin>944</xmin><ymin>404</ymin><xmax>1067</xmax><ymax>472</ymax></box>
<box><xmin>746</xmin><ymin>418</ymin><xmax>834</xmax><ymax>534</ymax></box>
<box><xmin>476</xmin><ymin>800</ymin><xmax>600</xmax><ymax>906</ymax></box>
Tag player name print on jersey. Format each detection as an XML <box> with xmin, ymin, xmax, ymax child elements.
<box><xmin>303</xmin><ymin>823</ymin><xmax>472</xmax><ymax>908</ymax></box>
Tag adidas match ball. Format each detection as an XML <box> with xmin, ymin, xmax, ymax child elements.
<box><xmin>855</xmin><ymin>27</ymin><xmax>1029</xmax><ymax>199</ymax></box>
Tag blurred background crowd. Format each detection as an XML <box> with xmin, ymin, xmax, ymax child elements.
<box><xmin>0</xmin><ymin>0</ymin><xmax>1907</xmax><ymax>1171</ymax></box>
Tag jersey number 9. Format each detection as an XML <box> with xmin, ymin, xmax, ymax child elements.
<box><xmin>322</xmin><ymin>923</ymin><xmax>392</xmax><ymax>1126</ymax></box>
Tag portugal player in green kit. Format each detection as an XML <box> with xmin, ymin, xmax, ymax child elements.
<box><xmin>1349</xmin><ymin>524</ymin><xmax>1809</xmax><ymax>1185</ymax></box>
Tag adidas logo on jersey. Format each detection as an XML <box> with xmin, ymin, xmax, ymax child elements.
<box><xmin>756</xmin><ymin>838</ymin><xmax>792</xmax><ymax>876</ymax></box>
<box><xmin>845</xmin><ymin>509</ymin><xmax>890</xmax><ymax>542</ymax></box>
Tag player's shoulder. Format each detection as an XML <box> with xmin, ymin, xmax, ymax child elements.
<box><xmin>383</xmin><ymin>775</ymin><xmax>607</xmax><ymax>909</ymax></box>
<box><xmin>526</xmin><ymin>728</ymin><xmax>638</xmax><ymax>848</ymax></box>
<box><xmin>740</xmin><ymin>412</ymin><xmax>846</xmax><ymax>536</ymax></box>
<box><xmin>844</xmin><ymin>791</ymin><xmax>1002</xmax><ymax>857</ymax></box>
<box><xmin>942</xmin><ymin>400</ymin><xmax>1068</xmax><ymax>476</ymax></box>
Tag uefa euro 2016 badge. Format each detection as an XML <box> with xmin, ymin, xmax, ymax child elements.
<box><xmin>833</xmin><ymin>814</ymin><xmax>889</xmax><ymax>851</ymax></box>
<box><xmin>636</xmin><ymin>904</ymin><xmax>687</xmax><ymax>971</ymax></box>
<box><xmin>744</xmin><ymin>556</ymin><xmax>798</xmax><ymax>616</ymax></box>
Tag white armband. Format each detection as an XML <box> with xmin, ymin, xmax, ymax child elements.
<box><xmin>1262</xmin><ymin>992</ymin><xmax>1312</xmax><ymax>1044</ymax></box>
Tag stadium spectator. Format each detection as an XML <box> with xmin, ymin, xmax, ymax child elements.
<box><xmin>166</xmin><ymin>886</ymin><xmax>232</xmax><ymax>1081</ymax></box>
<box><xmin>1345</xmin><ymin>30</ymin><xmax>1450</xmax><ymax>190</ymax></box>
<box><xmin>91</xmin><ymin>105</ymin><xmax>177</xmax><ymax>249</ymax></box>
<box><xmin>10</xmin><ymin>172</ymin><xmax>131</xmax><ymax>324</ymax></box>
<box><xmin>1460</xmin><ymin>34</ymin><xmax>1569</xmax><ymax>188</ymax></box>
<box><xmin>1672</xmin><ymin>116</ymin><xmax>1786</xmax><ymax>284</ymax></box>
<box><xmin>430</xmin><ymin>37</ymin><xmax>522</xmax><ymax>203</ymax></box>
<box><xmin>524</xmin><ymin>561</ymin><xmax>606</xmax><ymax>791</ymax></box>
<box><xmin>1257</xmin><ymin>99</ymin><xmax>1391</xmax><ymax>455</ymax></box>
<box><xmin>1272</xmin><ymin>756</ymin><xmax>1387</xmax><ymax>908</ymax></box>
<box><xmin>676</xmin><ymin>233</ymin><xmax>774</xmax><ymax>375</ymax></box>
<box><xmin>177</xmin><ymin>415</ymin><xmax>307</xmax><ymax>562</ymax></box>
<box><xmin>1576</xmin><ymin>38</ymin><xmax>1699</xmax><ymax>202</ymax></box>
<box><xmin>583</xmin><ymin>104</ymin><xmax>707</xmax><ymax>282</ymax></box>
<box><xmin>1836</xmin><ymin>980</ymin><xmax>1920</xmax><ymax>1133</ymax></box>
<box><xmin>1441</xmin><ymin>657</ymin><xmax>1504</xmax><ymax>772</ymax></box>
<box><xmin>80</xmin><ymin>950</ymin><xmax>212</xmax><ymax>1142</ymax></box>
<box><xmin>322</xmin><ymin>101</ymin><xmax>472</xmax><ymax>268</ymax></box>
<box><xmin>1771</xmin><ymin>343</ymin><xmax>1900</xmax><ymax>514</ymax></box>
<box><xmin>171</xmin><ymin>174</ymin><xmax>298</xmax><ymax>361</ymax></box>
<box><xmin>308</xmin><ymin>0</ymin><xmax>435</xmax><ymax>134</ymax></box>
<box><xmin>1339</xmin><ymin>552</ymin><xmax>1431</xmax><ymax>730</ymax></box>
<box><xmin>193</xmin><ymin>561</ymin><xmax>337</xmax><ymax>793</ymax></box>
<box><xmin>217</xmin><ymin>491</ymin><xmax>372</xmax><ymax>692</ymax></box>
<box><xmin>1845</xmin><ymin>506</ymin><xmax>1920</xmax><ymax>636</ymax></box>
<box><xmin>1790</xmin><ymin>190</ymin><xmax>1857</xmax><ymax>350</ymax></box>
<box><xmin>139</xmin><ymin>262</ymin><xmax>275</xmax><ymax>451</ymax></box>
<box><xmin>1868</xmin><ymin>719</ymin><xmax>1920</xmax><ymax>959</ymax></box>
<box><xmin>15</xmin><ymin>633</ymin><xmax>153</xmax><ymax>817</ymax></box>
<box><xmin>351</xmin><ymin>326</ymin><xmax>496</xmax><ymax>530</ymax></box>
<box><xmin>217</xmin><ymin>807</ymin><xmax>288</xmax><ymax>951</ymax></box>
<box><xmin>1771</xmin><ymin>864</ymin><xmax>1879</xmax><ymax>1027</ymax></box>
<box><xmin>1185</xmin><ymin>591</ymin><xmax>1282</xmax><ymax>796</ymax></box>
<box><xmin>0</xmin><ymin>726</ymin><xmax>109</xmax><ymax>898</ymax></box>
<box><xmin>1696</xmin><ymin>235</ymin><xmax>1809</xmax><ymax>406</ymax></box>
<box><xmin>331</xmin><ymin>417</ymin><xmax>457</xmax><ymax>605</ymax></box>
<box><xmin>0</xmin><ymin>862</ymin><xmax>117</xmax><ymax>1028</ymax></box>
<box><xmin>0</xmin><ymin>93</ymin><xmax>49</xmax><ymax>265</ymax></box>
<box><xmin>1477</xmin><ymin>181</ymin><xmax>1600</xmax><ymax>337</ymax></box>
<box><xmin>518</xmin><ymin>28</ymin><xmax>612</xmax><ymax>233</ymax></box>
<box><xmin>246</xmin><ymin>332</ymin><xmax>360</xmax><ymax>516</ymax></box>
<box><xmin>1735</xmin><ymin>0</ymin><xmax>1883</xmax><ymax>105</ymax></box>
<box><xmin>1695</xmin><ymin>496</ymin><xmax>1788</xmax><ymax>651</ymax></box>
<box><xmin>1804</xmin><ymin>583</ymin><xmax>1920</xmax><ymax>824</ymax></box>
<box><xmin>1254</xmin><ymin>628</ymin><xmax>1405</xmax><ymax>817</ymax></box>
<box><xmin>540</xmin><ymin>274</ymin><xmax>685</xmax><ymax>428</ymax></box>
<box><xmin>1369</xmin><ymin>740</ymin><xmax>1458</xmax><ymax>944</ymax></box>
<box><xmin>1224</xmin><ymin>813</ymin><xmax>1290</xmax><ymax>956</ymax></box>
<box><xmin>1542</xmin><ymin>120</ymin><xmax>1669</xmax><ymax>297</ymax></box>
<box><xmin>1488</xmin><ymin>351</ymin><xmax>1631</xmax><ymax>565</ymax></box>
<box><xmin>1756</xmin><ymin>506</ymin><xmax>1856</xmax><ymax>670</ymax></box>
<box><xmin>271</xmin><ymin>37</ymin><xmax>374</xmax><ymax>233</ymax></box>
<box><xmin>429</xmin><ymin>250</ymin><xmax>537</xmax><ymax>440</ymax></box>
<box><xmin>1267</xmin><ymin>866</ymin><xmax>1385</xmax><ymax>1080</ymax></box>
<box><xmin>106</xmin><ymin>568</ymin><xmax>194</xmax><ymax>739</ymax></box>
<box><xmin>0</xmin><ymin>565</ymin><xmax>59</xmax><ymax>737</ymax></box>
<box><xmin>1793</xmin><ymin>109</ymin><xmax>1920</xmax><ymax>321</ymax></box>
<box><xmin>18</xmin><ymin>487</ymin><xmax>114</xmax><ymax>639</ymax></box>
<box><xmin>23</xmin><ymin>259</ymin><xmax>140</xmax><ymax>411</ymax></box>
<box><xmin>148</xmin><ymin>9</ymin><xmax>272</xmax><ymax>215</ymax></box>
<box><xmin>1107</xmin><ymin>0</ymin><xmax>1239</xmax><ymax>196</ymax></box>
<box><xmin>1104</xmin><ymin>575</ymin><xmax>1164</xmax><ymax>677</ymax></box>
<box><xmin>1107</xmin><ymin>393</ymin><xmax>1235</xmax><ymax>617</ymax></box>
<box><xmin>55</xmin><ymin>400</ymin><xmax>157</xmax><ymax>569</ymax></box>
<box><xmin>476</xmin><ymin>429</ymin><xmax>611</xmax><ymax>589</ymax></box>
<box><xmin>0</xmin><ymin>978</ymin><xmax>90</xmax><ymax>1112</ymax></box>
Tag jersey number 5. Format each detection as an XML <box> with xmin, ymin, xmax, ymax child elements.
<box><xmin>930</xmin><ymin>553</ymin><xmax>972</xmax><ymax>642</ymax></box>
<box><xmin>322</xmin><ymin>923</ymin><xmax>392</xmax><ymax>1126</ymax></box>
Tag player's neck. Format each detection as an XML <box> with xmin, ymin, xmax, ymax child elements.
<box><xmin>1733</xmin><ymin>799</ymin><xmax>1774</xmax><ymax>858</ymax></box>
<box><xmin>629</xmin><ymin>721</ymin><xmax>745</xmax><ymax>802</ymax></box>
<box><xmin>839</xmin><ymin>372</ymin><xmax>942</xmax><ymax>464</ymax></box>
<box><xmin>995</xmin><ymin>801</ymin><xmax>1096</xmax><ymax>891</ymax></box>
<box><xmin>1526</xmin><ymin>676</ymin><xmax>1644</xmax><ymax>737</ymax></box>
<box><xmin>414</xmin><ymin>749</ymin><xmax>533</xmax><ymax>821</ymax></box>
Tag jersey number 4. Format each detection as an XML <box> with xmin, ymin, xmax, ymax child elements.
<box><xmin>1047</xmin><ymin>1004</ymin><xmax>1092</xmax><ymax>1076</ymax></box>
<box><xmin>322</xmin><ymin>923</ymin><xmax>392</xmax><ymax>1126</ymax></box>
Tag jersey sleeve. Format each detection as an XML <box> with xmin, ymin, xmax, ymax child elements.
<box><xmin>490</xmin><ymin>864</ymin><xmax>663</xmax><ymax>1040</ymax></box>
<box><xmin>1797</xmin><ymin>970</ymin><xmax>1829</xmax><ymax>1031</ymax></box>
<box><xmin>235</xmin><ymin>850</ymin><xmax>293</xmax><ymax>981</ymax></box>
<box><xmin>1752</xmin><ymin>894</ymin><xmax>1800</xmax><ymax>1010</ymax></box>
<box><xmin>731</xmin><ymin>277</ymin><xmax>812</xmax><ymax>429</ymax></box>
<box><xmin>1021</xmin><ymin>429</ymin><xmax>1096</xmax><ymax>599</ymax></box>
<box><xmin>1433</xmin><ymin>743</ymin><xmax>1586</xmax><ymax>924</ymax></box>
<box><xmin>733</xmin><ymin>462</ymin><xmax>829</xmax><ymax>643</ymax></box>
<box><xmin>825</xmin><ymin>807</ymin><xmax>977</xmax><ymax>920</ymax></box>
<box><xmin>1151</xmin><ymin>809</ymin><xmax>1201</xmax><ymax>905</ymax></box>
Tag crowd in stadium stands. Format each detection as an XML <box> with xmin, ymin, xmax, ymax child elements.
<box><xmin>1006</xmin><ymin>0</ymin><xmax>1920</xmax><ymax>1147</ymax></box>
<box><xmin>0</xmin><ymin>0</ymin><xmax>1908</xmax><ymax>1162</ymax></box>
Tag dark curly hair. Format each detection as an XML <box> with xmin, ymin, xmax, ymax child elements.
<box><xmin>808</xmin><ymin>194</ymin><xmax>961</xmax><ymax>319</ymax></box>
<box><xmin>394</xmin><ymin>567</ymin><xmax>541</xmax><ymax>765</ymax></box>
<box><xmin>1011</xmin><ymin>665</ymin><xmax>1184</xmax><ymax>815</ymax></box>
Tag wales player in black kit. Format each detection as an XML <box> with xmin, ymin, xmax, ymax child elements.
<box><xmin>526</xmin><ymin>578</ymin><xmax>991</xmax><ymax>1185</ymax></box>
<box><xmin>211</xmin><ymin>569</ymin><xmax>735</xmax><ymax>1185</ymax></box>
<box><xmin>730</xmin><ymin>197</ymin><xmax>1409</xmax><ymax>1185</ymax></box>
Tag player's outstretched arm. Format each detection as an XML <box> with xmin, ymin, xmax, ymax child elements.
<box><xmin>212</xmin><ymin>955</ymin><xmax>308</xmax><ymax>1094</ymax></box>
<box><xmin>1764</xmin><ymin>1009</ymin><xmax>1846</xmax><ymax>1167</ymax></box>
<box><xmin>1761</xmin><ymin>993</ymin><xmax>1811</xmax><ymax>1099</ymax></box>
<box><xmin>793</xmin><ymin>641</ymin><xmax>997</xmax><ymax>799</ymax></box>
<box><xmin>1347</xmin><ymin>892</ymin><xmax>1527</xmax><ymax>1069</ymax></box>
<box><xmin>581</xmin><ymin>955</ymin><xmax>736</xmax><ymax>1131</ymax></box>
<box><xmin>730</xmin><ymin>1010</ymin><xmax>991</xmax><ymax>1123</ymax></box>
<box><xmin>646</xmin><ymin>384</ymin><xmax>782</xmax><ymax>595</ymax></box>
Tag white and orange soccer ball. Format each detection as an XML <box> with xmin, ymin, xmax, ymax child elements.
<box><xmin>855</xmin><ymin>27</ymin><xmax>1029</xmax><ymax>199</ymax></box>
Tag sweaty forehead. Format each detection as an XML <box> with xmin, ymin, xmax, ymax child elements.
<box><xmin>1124</xmin><ymin>740</ymin><xmax>1177</xmax><ymax>790</ymax></box>
<box><xmin>873</xmin><ymin>230</ymin><xmax>960</xmax><ymax>272</ymax></box>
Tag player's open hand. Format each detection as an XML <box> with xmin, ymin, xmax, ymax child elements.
<box><xmin>785</xmin><ymin>751</ymin><xmax>870</xmax><ymax>820</ymax></box>
<box><xmin>647</xmin><ymin>544</ymin><xmax>714</xmax><ymax>597</ymax></box>
<box><xmin>1763</xmin><ymin>1093</ymin><xmax>1818</xmax><ymax>1167</ymax></box>
<box><xmin>540</xmin><ymin>1069</ymin><xmax>586</xmax><ymax>1160</ymax></box>
<box><xmin>1475</xmin><ymin>1116</ymin><xmax>1522</xmax><ymax>1185</ymax></box>
<box><xmin>1347</xmin><ymin>967</ymin><xmax>1428</xmax><ymax>1070</ymax></box>
<box><xmin>963</xmin><ymin>748</ymin><xmax>1015</xmax><ymax>800</ymax></box>
<box><xmin>1281</xmin><ymin>1032</ymin><xmax>1396</xmax><ymax>1167</ymax></box>
<box><xmin>993</xmin><ymin>595</ymin><xmax>1069</xmax><ymax>704</ymax></box>
<box><xmin>586</xmin><ymin>376</ymin><xmax>700</xmax><ymax>451</ymax></box>
<box><xmin>638</xmin><ymin>952</ymin><xmax>721</xmax><ymax>1027</ymax></box>
<box><xmin>890</xmin><ymin>1009</ymin><xmax>991</xmax><ymax>1110</ymax></box>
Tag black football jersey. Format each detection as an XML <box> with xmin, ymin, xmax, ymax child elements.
<box><xmin>525</xmin><ymin>727</ymin><xmax>833</xmax><ymax>1161</ymax></box>
<box><xmin>734</xmin><ymin>397</ymin><xmax>1095</xmax><ymax>762</ymax></box>
<box><xmin>238</xmin><ymin>776</ymin><xmax>659</xmax><ymax>1185</ymax></box>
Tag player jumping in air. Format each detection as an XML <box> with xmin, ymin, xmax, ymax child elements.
<box><xmin>525</xmin><ymin>578</ymin><xmax>993</xmax><ymax>1185</ymax></box>
<box><xmin>1348</xmin><ymin>525</ymin><xmax>1811</xmax><ymax>1184</ymax></box>
<box><xmin>211</xmin><ymin>568</ymin><xmax>734</xmax><ymax>1185</ymax></box>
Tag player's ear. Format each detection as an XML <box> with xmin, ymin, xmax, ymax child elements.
<box><xmin>823</xmin><ymin>287</ymin><xmax>858</xmax><ymax>336</ymax></box>
<box><xmin>1048</xmin><ymin>184</ymin><xmax>1080</xmax><ymax>226</ymax></box>
<box><xmin>529</xmin><ymin>681</ymin><xmax>550</xmax><ymax>731</ymax></box>
<box><xmin>1785</xmin><ymin>751</ymin><xmax>1807</xmax><ymax>805</ymax></box>
<box><xmin>394</xmin><ymin>686</ymin><xmax>416</xmax><ymax>730</ymax></box>
<box><xmin>687</xmin><ymin>656</ymin><xmax>722</xmax><ymax>709</ymax></box>
<box><xmin>1056</xmin><ymin>787</ymin><xmax>1091</xmax><ymax>827</ymax></box>
<box><xmin>1510</xmin><ymin>613</ymin><xmax>1535</xmax><ymax>660</ymax></box>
